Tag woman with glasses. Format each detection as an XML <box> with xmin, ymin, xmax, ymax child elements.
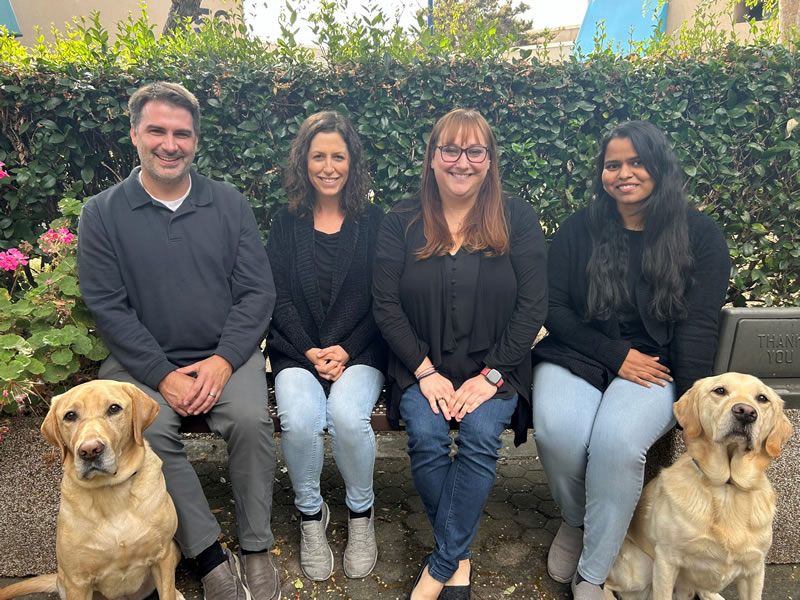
<box><xmin>266</xmin><ymin>111</ymin><xmax>386</xmax><ymax>582</ymax></box>
<box><xmin>532</xmin><ymin>121</ymin><xmax>730</xmax><ymax>600</ymax></box>
<box><xmin>373</xmin><ymin>108</ymin><xmax>548</xmax><ymax>600</ymax></box>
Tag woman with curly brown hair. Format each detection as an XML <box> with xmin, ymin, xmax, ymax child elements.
<box><xmin>266</xmin><ymin>111</ymin><xmax>386</xmax><ymax>582</ymax></box>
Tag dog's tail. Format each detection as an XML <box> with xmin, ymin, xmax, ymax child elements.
<box><xmin>0</xmin><ymin>574</ymin><xmax>58</xmax><ymax>599</ymax></box>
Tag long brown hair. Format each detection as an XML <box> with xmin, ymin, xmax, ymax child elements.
<box><xmin>416</xmin><ymin>109</ymin><xmax>508</xmax><ymax>260</ymax></box>
<box><xmin>284</xmin><ymin>111</ymin><xmax>371</xmax><ymax>218</ymax></box>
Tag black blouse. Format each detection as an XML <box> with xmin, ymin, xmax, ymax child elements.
<box><xmin>373</xmin><ymin>194</ymin><xmax>548</xmax><ymax>443</ymax></box>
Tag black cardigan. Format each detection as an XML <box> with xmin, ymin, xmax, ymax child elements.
<box><xmin>533</xmin><ymin>207</ymin><xmax>731</xmax><ymax>398</ymax></box>
<box><xmin>373</xmin><ymin>195</ymin><xmax>548</xmax><ymax>445</ymax></box>
<box><xmin>266</xmin><ymin>203</ymin><xmax>387</xmax><ymax>388</ymax></box>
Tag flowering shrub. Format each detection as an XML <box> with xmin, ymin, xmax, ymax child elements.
<box><xmin>0</xmin><ymin>198</ymin><xmax>108</xmax><ymax>414</ymax></box>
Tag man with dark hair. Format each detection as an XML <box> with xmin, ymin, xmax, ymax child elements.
<box><xmin>78</xmin><ymin>81</ymin><xmax>280</xmax><ymax>600</ymax></box>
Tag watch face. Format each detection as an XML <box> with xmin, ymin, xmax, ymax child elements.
<box><xmin>485</xmin><ymin>369</ymin><xmax>502</xmax><ymax>385</ymax></box>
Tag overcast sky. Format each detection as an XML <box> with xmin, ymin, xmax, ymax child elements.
<box><xmin>245</xmin><ymin>0</ymin><xmax>589</xmax><ymax>44</ymax></box>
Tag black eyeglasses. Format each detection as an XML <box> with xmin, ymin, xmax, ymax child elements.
<box><xmin>437</xmin><ymin>144</ymin><xmax>490</xmax><ymax>163</ymax></box>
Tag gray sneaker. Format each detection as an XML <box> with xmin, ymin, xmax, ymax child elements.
<box><xmin>547</xmin><ymin>521</ymin><xmax>583</xmax><ymax>583</ymax></box>
<box><xmin>241</xmin><ymin>550</ymin><xmax>281</xmax><ymax>600</ymax></box>
<box><xmin>300</xmin><ymin>502</ymin><xmax>334</xmax><ymax>581</ymax></box>
<box><xmin>571</xmin><ymin>573</ymin><xmax>605</xmax><ymax>600</ymax></box>
<box><xmin>201</xmin><ymin>547</ymin><xmax>252</xmax><ymax>600</ymax></box>
<box><xmin>343</xmin><ymin>506</ymin><xmax>377</xmax><ymax>578</ymax></box>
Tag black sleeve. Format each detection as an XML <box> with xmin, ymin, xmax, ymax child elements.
<box><xmin>543</xmin><ymin>216</ymin><xmax>631</xmax><ymax>372</ymax></box>
<box><xmin>670</xmin><ymin>214</ymin><xmax>731</xmax><ymax>397</ymax></box>
<box><xmin>372</xmin><ymin>210</ymin><xmax>430</xmax><ymax>373</ymax></box>
<box><xmin>483</xmin><ymin>198</ymin><xmax>548</xmax><ymax>372</ymax></box>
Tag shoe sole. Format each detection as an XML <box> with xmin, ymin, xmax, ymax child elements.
<box><xmin>300</xmin><ymin>503</ymin><xmax>334</xmax><ymax>582</ymax></box>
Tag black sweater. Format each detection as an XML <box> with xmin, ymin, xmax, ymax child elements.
<box><xmin>373</xmin><ymin>195</ymin><xmax>548</xmax><ymax>444</ymax></box>
<box><xmin>533</xmin><ymin>207</ymin><xmax>731</xmax><ymax>398</ymax></box>
<box><xmin>266</xmin><ymin>204</ymin><xmax>386</xmax><ymax>388</ymax></box>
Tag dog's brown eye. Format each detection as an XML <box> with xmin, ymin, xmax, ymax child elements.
<box><xmin>756</xmin><ymin>394</ymin><xmax>768</xmax><ymax>403</ymax></box>
<box><xmin>64</xmin><ymin>411</ymin><xmax>78</xmax><ymax>422</ymax></box>
<box><xmin>712</xmin><ymin>387</ymin><xmax>726</xmax><ymax>395</ymax></box>
<box><xmin>107</xmin><ymin>404</ymin><xmax>122</xmax><ymax>415</ymax></box>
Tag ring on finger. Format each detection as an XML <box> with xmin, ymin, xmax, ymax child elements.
<box><xmin>208</xmin><ymin>392</ymin><xmax>217</xmax><ymax>398</ymax></box>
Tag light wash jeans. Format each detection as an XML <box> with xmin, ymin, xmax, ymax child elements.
<box><xmin>532</xmin><ymin>362</ymin><xmax>675</xmax><ymax>585</ymax></box>
<box><xmin>400</xmin><ymin>383</ymin><xmax>518</xmax><ymax>583</ymax></box>
<box><xmin>274</xmin><ymin>365</ymin><xmax>384</xmax><ymax>515</ymax></box>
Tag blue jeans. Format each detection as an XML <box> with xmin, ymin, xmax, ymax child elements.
<box><xmin>400</xmin><ymin>384</ymin><xmax>518</xmax><ymax>583</ymax></box>
<box><xmin>274</xmin><ymin>365</ymin><xmax>384</xmax><ymax>515</ymax></box>
<box><xmin>532</xmin><ymin>362</ymin><xmax>676</xmax><ymax>585</ymax></box>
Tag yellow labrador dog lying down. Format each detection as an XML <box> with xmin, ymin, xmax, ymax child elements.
<box><xmin>0</xmin><ymin>380</ymin><xmax>184</xmax><ymax>600</ymax></box>
<box><xmin>604</xmin><ymin>373</ymin><xmax>793</xmax><ymax>600</ymax></box>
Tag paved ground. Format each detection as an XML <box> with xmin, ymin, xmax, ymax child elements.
<box><xmin>2</xmin><ymin>433</ymin><xmax>798</xmax><ymax>599</ymax></box>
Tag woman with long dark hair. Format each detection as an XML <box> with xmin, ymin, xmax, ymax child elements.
<box><xmin>267</xmin><ymin>111</ymin><xmax>385</xmax><ymax>582</ymax></box>
<box><xmin>373</xmin><ymin>108</ymin><xmax>548</xmax><ymax>599</ymax></box>
<box><xmin>532</xmin><ymin>120</ymin><xmax>730</xmax><ymax>600</ymax></box>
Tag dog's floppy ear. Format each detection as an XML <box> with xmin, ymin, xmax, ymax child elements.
<box><xmin>765</xmin><ymin>411</ymin><xmax>793</xmax><ymax>458</ymax></box>
<box><xmin>123</xmin><ymin>384</ymin><xmax>160</xmax><ymax>446</ymax></box>
<box><xmin>674</xmin><ymin>379</ymin><xmax>703</xmax><ymax>439</ymax></box>
<box><xmin>41</xmin><ymin>393</ymin><xmax>67</xmax><ymax>462</ymax></box>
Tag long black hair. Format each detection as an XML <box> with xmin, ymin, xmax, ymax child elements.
<box><xmin>585</xmin><ymin>120</ymin><xmax>693</xmax><ymax>322</ymax></box>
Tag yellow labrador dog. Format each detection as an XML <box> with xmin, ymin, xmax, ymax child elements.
<box><xmin>0</xmin><ymin>380</ymin><xmax>184</xmax><ymax>600</ymax></box>
<box><xmin>604</xmin><ymin>372</ymin><xmax>793</xmax><ymax>600</ymax></box>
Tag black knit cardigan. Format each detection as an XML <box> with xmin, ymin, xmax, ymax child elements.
<box><xmin>533</xmin><ymin>206</ymin><xmax>731</xmax><ymax>399</ymax></box>
<box><xmin>266</xmin><ymin>203</ymin><xmax>387</xmax><ymax>389</ymax></box>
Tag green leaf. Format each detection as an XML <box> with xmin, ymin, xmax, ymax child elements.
<box><xmin>81</xmin><ymin>165</ymin><xmax>95</xmax><ymax>184</ymax></box>
<box><xmin>51</xmin><ymin>348</ymin><xmax>74</xmax><ymax>365</ymax></box>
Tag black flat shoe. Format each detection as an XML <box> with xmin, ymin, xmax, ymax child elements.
<box><xmin>408</xmin><ymin>554</ymin><xmax>431</xmax><ymax>600</ymax></box>
<box><xmin>438</xmin><ymin>563</ymin><xmax>472</xmax><ymax>600</ymax></box>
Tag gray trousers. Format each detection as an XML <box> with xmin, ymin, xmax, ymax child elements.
<box><xmin>99</xmin><ymin>351</ymin><xmax>277</xmax><ymax>557</ymax></box>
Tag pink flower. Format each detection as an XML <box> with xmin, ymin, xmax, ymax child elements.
<box><xmin>39</xmin><ymin>228</ymin><xmax>75</xmax><ymax>252</ymax></box>
<box><xmin>2</xmin><ymin>390</ymin><xmax>7</xmax><ymax>397</ymax></box>
<box><xmin>0</xmin><ymin>248</ymin><xmax>28</xmax><ymax>271</ymax></box>
<box><xmin>0</xmin><ymin>161</ymin><xmax>8</xmax><ymax>179</ymax></box>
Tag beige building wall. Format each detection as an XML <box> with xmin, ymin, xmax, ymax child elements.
<box><xmin>11</xmin><ymin>0</ymin><xmax>238</xmax><ymax>45</ymax></box>
<box><xmin>523</xmin><ymin>0</ymin><xmax>775</xmax><ymax>58</ymax></box>
<box><xmin>666</xmin><ymin>0</ymin><xmax>769</xmax><ymax>41</ymax></box>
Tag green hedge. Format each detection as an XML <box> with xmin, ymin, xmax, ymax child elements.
<box><xmin>1</xmin><ymin>39</ymin><xmax>799</xmax><ymax>305</ymax></box>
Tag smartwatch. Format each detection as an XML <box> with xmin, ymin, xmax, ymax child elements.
<box><xmin>481</xmin><ymin>367</ymin><xmax>504</xmax><ymax>388</ymax></box>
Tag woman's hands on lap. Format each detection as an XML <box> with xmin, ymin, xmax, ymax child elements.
<box><xmin>618</xmin><ymin>348</ymin><xmax>673</xmax><ymax>388</ymax></box>
<box><xmin>306</xmin><ymin>345</ymin><xmax>350</xmax><ymax>382</ymax></box>
<box><xmin>450</xmin><ymin>375</ymin><xmax>496</xmax><ymax>421</ymax></box>
<box><xmin>419</xmin><ymin>373</ymin><xmax>456</xmax><ymax>420</ymax></box>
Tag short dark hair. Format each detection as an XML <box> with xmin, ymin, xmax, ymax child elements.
<box><xmin>283</xmin><ymin>111</ymin><xmax>371</xmax><ymax>217</ymax></box>
<box><xmin>128</xmin><ymin>81</ymin><xmax>201</xmax><ymax>135</ymax></box>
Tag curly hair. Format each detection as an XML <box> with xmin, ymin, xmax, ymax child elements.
<box><xmin>585</xmin><ymin>120</ymin><xmax>693</xmax><ymax>322</ymax></box>
<box><xmin>415</xmin><ymin>108</ymin><xmax>508</xmax><ymax>259</ymax></box>
<box><xmin>283</xmin><ymin>111</ymin><xmax>371</xmax><ymax>218</ymax></box>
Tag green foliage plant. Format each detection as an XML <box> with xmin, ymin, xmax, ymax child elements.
<box><xmin>0</xmin><ymin>198</ymin><xmax>107</xmax><ymax>414</ymax></box>
<box><xmin>0</xmin><ymin>2</ymin><xmax>799</xmax><ymax>310</ymax></box>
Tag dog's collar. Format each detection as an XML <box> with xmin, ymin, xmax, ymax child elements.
<box><xmin>691</xmin><ymin>457</ymin><xmax>732</xmax><ymax>486</ymax></box>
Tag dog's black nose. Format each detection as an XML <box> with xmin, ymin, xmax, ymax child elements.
<box><xmin>731</xmin><ymin>403</ymin><xmax>757</xmax><ymax>424</ymax></box>
<box><xmin>79</xmin><ymin>440</ymin><xmax>105</xmax><ymax>460</ymax></box>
